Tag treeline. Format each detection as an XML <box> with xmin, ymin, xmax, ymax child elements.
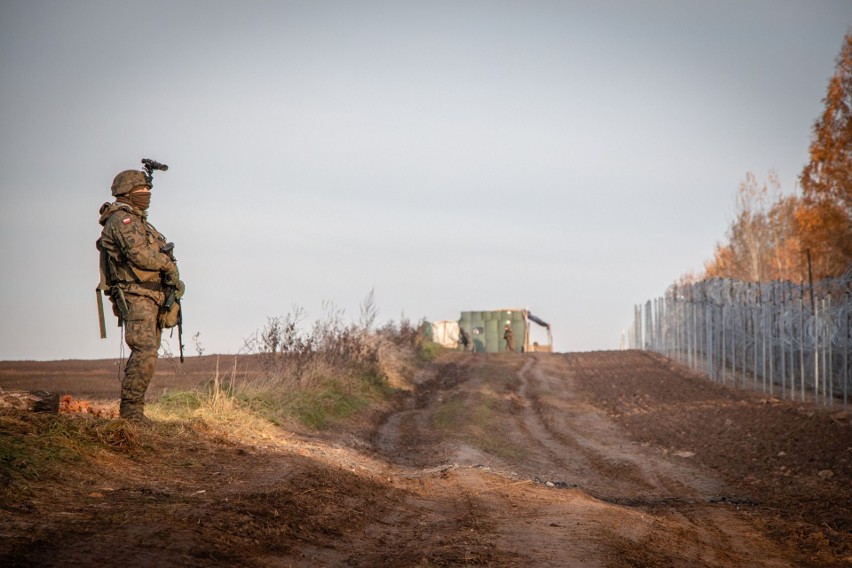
<box><xmin>703</xmin><ymin>32</ymin><xmax>852</xmax><ymax>282</ymax></box>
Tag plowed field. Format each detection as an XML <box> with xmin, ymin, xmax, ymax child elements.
<box><xmin>1</xmin><ymin>351</ymin><xmax>850</xmax><ymax>567</ymax></box>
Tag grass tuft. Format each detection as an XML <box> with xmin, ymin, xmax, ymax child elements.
<box><xmin>418</xmin><ymin>341</ymin><xmax>444</xmax><ymax>362</ymax></box>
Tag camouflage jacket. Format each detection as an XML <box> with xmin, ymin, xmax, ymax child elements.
<box><xmin>97</xmin><ymin>201</ymin><xmax>175</xmax><ymax>305</ymax></box>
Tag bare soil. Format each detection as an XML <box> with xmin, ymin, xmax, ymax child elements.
<box><xmin>1</xmin><ymin>350</ymin><xmax>850</xmax><ymax>567</ymax></box>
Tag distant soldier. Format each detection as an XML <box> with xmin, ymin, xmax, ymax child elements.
<box><xmin>459</xmin><ymin>326</ymin><xmax>471</xmax><ymax>352</ymax></box>
<box><xmin>96</xmin><ymin>167</ymin><xmax>184</xmax><ymax>424</ymax></box>
<box><xmin>503</xmin><ymin>325</ymin><xmax>515</xmax><ymax>352</ymax></box>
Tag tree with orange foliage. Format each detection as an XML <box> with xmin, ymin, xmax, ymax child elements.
<box><xmin>799</xmin><ymin>31</ymin><xmax>852</xmax><ymax>278</ymax></box>
<box><xmin>767</xmin><ymin>194</ymin><xmax>804</xmax><ymax>280</ymax></box>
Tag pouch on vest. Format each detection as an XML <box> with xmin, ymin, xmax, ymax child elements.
<box><xmin>158</xmin><ymin>302</ymin><xmax>181</xmax><ymax>329</ymax></box>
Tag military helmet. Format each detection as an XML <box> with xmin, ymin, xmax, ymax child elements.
<box><xmin>111</xmin><ymin>170</ymin><xmax>150</xmax><ymax>197</ymax></box>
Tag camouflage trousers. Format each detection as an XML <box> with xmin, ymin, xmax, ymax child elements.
<box><xmin>121</xmin><ymin>294</ymin><xmax>162</xmax><ymax>418</ymax></box>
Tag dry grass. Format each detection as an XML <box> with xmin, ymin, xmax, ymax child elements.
<box><xmin>0</xmin><ymin>409</ymin><xmax>143</xmax><ymax>511</ymax></box>
<box><xmin>0</xmin><ymin>310</ymin><xmax>435</xmax><ymax>528</ymax></box>
<box><xmin>146</xmin><ymin>321</ymin><xmax>432</xmax><ymax>439</ymax></box>
<box><xmin>152</xmin><ymin>312</ymin><xmax>435</xmax><ymax>433</ymax></box>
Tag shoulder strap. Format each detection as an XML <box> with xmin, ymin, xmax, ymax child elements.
<box><xmin>99</xmin><ymin>201</ymin><xmax>134</xmax><ymax>226</ymax></box>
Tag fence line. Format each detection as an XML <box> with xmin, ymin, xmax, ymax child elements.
<box><xmin>625</xmin><ymin>269</ymin><xmax>852</xmax><ymax>408</ymax></box>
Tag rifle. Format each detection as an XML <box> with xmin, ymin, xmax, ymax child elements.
<box><xmin>96</xmin><ymin>237</ymin><xmax>128</xmax><ymax>337</ymax></box>
<box><xmin>160</xmin><ymin>242</ymin><xmax>185</xmax><ymax>363</ymax></box>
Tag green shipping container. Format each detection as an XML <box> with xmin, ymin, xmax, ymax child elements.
<box><xmin>458</xmin><ymin>309</ymin><xmax>529</xmax><ymax>353</ymax></box>
<box><xmin>485</xmin><ymin>319</ymin><xmax>499</xmax><ymax>352</ymax></box>
<box><xmin>511</xmin><ymin>320</ymin><xmax>525</xmax><ymax>352</ymax></box>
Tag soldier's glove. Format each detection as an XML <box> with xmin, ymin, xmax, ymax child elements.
<box><xmin>175</xmin><ymin>280</ymin><xmax>186</xmax><ymax>300</ymax></box>
<box><xmin>163</xmin><ymin>267</ymin><xmax>180</xmax><ymax>286</ymax></box>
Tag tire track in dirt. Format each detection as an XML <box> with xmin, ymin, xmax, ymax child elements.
<box><xmin>517</xmin><ymin>354</ymin><xmax>728</xmax><ymax>503</ymax></box>
<box><xmin>520</xmin><ymin>353</ymin><xmax>794</xmax><ymax>567</ymax></box>
<box><xmin>502</xmin><ymin>354</ymin><xmax>788</xmax><ymax>567</ymax></box>
<box><xmin>373</xmin><ymin>356</ymin><xmax>478</xmax><ymax>468</ymax></box>
<box><xmin>369</xmin><ymin>352</ymin><xmax>795</xmax><ymax>567</ymax></box>
<box><xmin>506</xmin><ymin>357</ymin><xmax>579</xmax><ymax>477</ymax></box>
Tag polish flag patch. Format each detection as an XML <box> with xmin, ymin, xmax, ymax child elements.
<box><xmin>122</xmin><ymin>217</ymin><xmax>132</xmax><ymax>225</ymax></box>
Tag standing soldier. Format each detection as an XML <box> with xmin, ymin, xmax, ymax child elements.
<box><xmin>503</xmin><ymin>325</ymin><xmax>515</xmax><ymax>352</ymax></box>
<box><xmin>96</xmin><ymin>164</ymin><xmax>184</xmax><ymax>424</ymax></box>
<box><xmin>459</xmin><ymin>326</ymin><xmax>471</xmax><ymax>353</ymax></box>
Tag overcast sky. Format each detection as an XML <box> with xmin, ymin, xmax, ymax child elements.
<box><xmin>1</xmin><ymin>1</ymin><xmax>850</xmax><ymax>360</ymax></box>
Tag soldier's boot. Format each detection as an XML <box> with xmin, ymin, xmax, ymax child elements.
<box><xmin>132</xmin><ymin>414</ymin><xmax>155</xmax><ymax>427</ymax></box>
<box><xmin>120</xmin><ymin>401</ymin><xmax>154</xmax><ymax>426</ymax></box>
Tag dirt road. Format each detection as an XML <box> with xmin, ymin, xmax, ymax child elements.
<box><xmin>370</xmin><ymin>352</ymin><xmax>839</xmax><ymax>567</ymax></box>
<box><xmin>1</xmin><ymin>351</ymin><xmax>850</xmax><ymax>567</ymax></box>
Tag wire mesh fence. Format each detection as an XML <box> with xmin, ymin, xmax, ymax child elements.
<box><xmin>624</xmin><ymin>268</ymin><xmax>852</xmax><ymax>408</ymax></box>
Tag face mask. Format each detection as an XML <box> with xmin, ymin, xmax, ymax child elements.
<box><xmin>130</xmin><ymin>191</ymin><xmax>151</xmax><ymax>211</ymax></box>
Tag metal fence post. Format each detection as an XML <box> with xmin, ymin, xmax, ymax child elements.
<box><xmin>753</xmin><ymin>284</ymin><xmax>758</xmax><ymax>390</ymax></box>
<box><xmin>724</xmin><ymin>297</ymin><xmax>728</xmax><ymax>383</ymax></box>
<box><xmin>769</xmin><ymin>287</ymin><xmax>774</xmax><ymax>396</ymax></box>
<box><xmin>706</xmin><ymin>299</ymin><xmax>713</xmax><ymax>379</ymax></box>
<box><xmin>787</xmin><ymin>283</ymin><xmax>794</xmax><ymax>401</ymax></box>
<box><xmin>731</xmin><ymin>282</ymin><xmax>737</xmax><ymax>387</ymax></box>
<box><xmin>845</xmin><ymin>288</ymin><xmax>849</xmax><ymax>409</ymax></box>
<box><xmin>799</xmin><ymin>284</ymin><xmax>805</xmax><ymax>401</ymax></box>
<box><xmin>814</xmin><ymin>298</ymin><xmax>820</xmax><ymax>404</ymax></box>
<box><xmin>761</xmin><ymin>284</ymin><xmax>767</xmax><ymax>393</ymax></box>
<box><xmin>824</xmin><ymin>291</ymin><xmax>834</xmax><ymax>406</ymax></box>
<box><xmin>778</xmin><ymin>288</ymin><xmax>787</xmax><ymax>398</ymax></box>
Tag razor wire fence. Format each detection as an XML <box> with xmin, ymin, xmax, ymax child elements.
<box><xmin>625</xmin><ymin>268</ymin><xmax>852</xmax><ymax>408</ymax></box>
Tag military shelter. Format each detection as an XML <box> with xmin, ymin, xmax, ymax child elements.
<box><xmin>459</xmin><ymin>309</ymin><xmax>552</xmax><ymax>353</ymax></box>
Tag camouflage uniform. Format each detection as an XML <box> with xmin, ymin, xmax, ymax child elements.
<box><xmin>503</xmin><ymin>326</ymin><xmax>515</xmax><ymax>352</ymax></box>
<box><xmin>97</xmin><ymin>170</ymin><xmax>180</xmax><ymax>421</ymax></box>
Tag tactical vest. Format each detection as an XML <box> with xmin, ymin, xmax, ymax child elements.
<box><xmin>97</xmin><ymin>201</ymin><xmax>169</xmax><ymax>306</ymax></box>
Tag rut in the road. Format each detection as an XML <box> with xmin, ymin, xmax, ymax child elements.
<box><xmin>367</xmin><ymin>352</ymin><xmax>798</xmax><ymax>568</ymax></box>
<box><xmin>514</xmin><ymin>355</ymin><xmax>729</xmax><ymax>504</ymax></box>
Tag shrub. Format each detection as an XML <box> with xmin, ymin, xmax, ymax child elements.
<box><xmin>175</xmin><ymin>296</ymin><xmax>434</xmax><ymax>431</ymax></box>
